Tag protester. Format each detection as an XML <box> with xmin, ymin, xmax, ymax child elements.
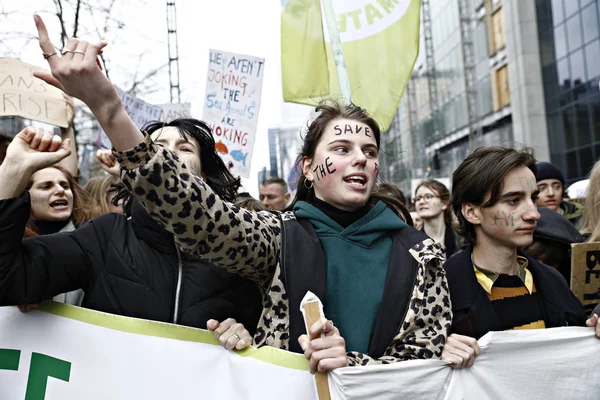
<box><xmin>536</xmin><ymin>161</ymin><xmax>583</xmax><ymax>228</ymax></box>
<box><xmin>415</xmin><ymin>179</ymin><xmax>459</xmax><ymax>257</ymax></box>
<box><xmin>34</xmin><ymin>26</ymin><xmax>453</xmax><ymax>372</ymax></box>
<box><xmin>113</xmin><ymin>100</ymin><xmax>451</xmax><ymax>371</ymax></box>
<box><xmin>440</xmin><ymin>147</ymin><xmax>598</xmax><ymax>369</ymax></box>
<box><xmin>259</xmin><ymin>177</ymin><xmax>290</xmax><ymax>211</ymax></box>
<box><xmin>0</xmin><ymin>121</ymin><xmax>262</xmax><ymax>351</ymax></box>
<box><xmin>84</xmin><ymin>174</ymin><xmax>123</xmax><ymax>215</ymax></box>
<box><xmin>523</xmin><ymin>207</ymin><xmax>585</xmax><ymax>283</ymax></box>
<box><xmin>14</xmin><ymin>127</ymin><xmax>99</xmax><ymax>305</ymax></box>
<box><xmin>581</xmin><ymin>160</ymin><xmax>600</xmax><ymax>242</ymax></box>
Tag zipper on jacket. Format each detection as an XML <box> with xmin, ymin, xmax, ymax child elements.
<box><xmin>173</xmin><ymin>242</ymin><xmax>183</xmax><ymax>324</ymax></box>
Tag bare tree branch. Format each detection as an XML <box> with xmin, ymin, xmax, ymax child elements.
<box><xmin>72</xmin><ymin>0</ymin><xmax>82</xmax><ymax>37</ymax></box>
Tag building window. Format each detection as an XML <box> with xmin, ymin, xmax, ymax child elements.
<box><xmin>492</xmin><ymin>65</ymin><xmax>510</xmax><ymax>111</ymax></box>
<box><xmin>490</xmin><ymin>8</ymin><xmax>506</xmax><ymax>53</ymax></box>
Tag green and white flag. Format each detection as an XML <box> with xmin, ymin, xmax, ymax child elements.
<box><xmin>281</xmin><ymin>0</ymin><xmax>421</xmax><ymax>130</ymax></box>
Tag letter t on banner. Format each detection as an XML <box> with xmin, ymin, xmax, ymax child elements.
<box><xmin>300</xmin><ymin>292</ymin><xmax>331</xmax><ymax>400</ymax></box>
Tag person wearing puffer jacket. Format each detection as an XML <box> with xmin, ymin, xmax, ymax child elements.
<box><xmin>0</xmin><ymin>120</ymin><xmax>263</xmax><ymax>350</ymax></box>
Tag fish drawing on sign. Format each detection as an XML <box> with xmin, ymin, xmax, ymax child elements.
<box><xmin>215</xmin><ymin>141</ymin><xmax>229</xmax><ymax>154</ymax></box>
<box><xmin>230</xmin><ymin>150</ymin><xmax>248</xmax><ymax>167</ymax></box>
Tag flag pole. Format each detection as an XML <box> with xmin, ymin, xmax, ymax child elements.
<box><xmin>321</xmin><ymin>0</ymin><xmax>352</xmax><ymax>105</ymax></box>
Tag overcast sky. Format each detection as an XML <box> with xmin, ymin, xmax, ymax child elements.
<box><xmin>1</xmin><ymin>0</ymin><xmax>310</xmax><ymax>196</ymax></box>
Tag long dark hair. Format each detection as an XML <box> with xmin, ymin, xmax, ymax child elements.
<box><xmin>114</xmin><ymin>118</ymin><xmax>241</xmax><ymax>212</ymax></box>
<box><xmin>289</xmin><ymin>100</ymin><xmax>383</xmax><ymax>209</ymax></box>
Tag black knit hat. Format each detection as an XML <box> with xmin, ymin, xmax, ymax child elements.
<box><xmin>536</xmin><ymin>162</ymin><xmax>565</xmax><ymax>184</ymax></box>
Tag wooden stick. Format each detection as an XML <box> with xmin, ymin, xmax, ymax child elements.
<box><xmin>303</xmin><ymin>300</ymin><xmax>331</xmax><ymax>400</ymax></box>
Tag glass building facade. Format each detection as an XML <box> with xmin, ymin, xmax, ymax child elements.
<box><xmin>536</xmin><ymin>0</ymin><xmax>600</xmax><ymax>183</ymax></box>
<box><xmin>380</xmin><ymin>0</ymin><xmax>512</xmax><ymax>196</ymax></box>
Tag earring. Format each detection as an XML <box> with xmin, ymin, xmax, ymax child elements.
<box><xmin>372</xmin><ymin>183</ymin><xmax>380</xmax><ymax>194</ymax></box>
<box><xmin>303</xmin><ymin>179</ymin><xmax>314</xmax><ymax>189</ymax></box>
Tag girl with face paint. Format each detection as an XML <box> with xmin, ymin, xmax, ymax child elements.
<box><xmin>31</xmin><ymin>17</ymin><xmax>452</xmax><ymax>373</ymax></box>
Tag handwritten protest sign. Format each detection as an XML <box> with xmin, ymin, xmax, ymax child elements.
<box><xmin>159</xmin><ymin>102</ymin><xmax>191</xmax><ymax>121</ymax></box>
<box><xmin>571</xmin><ymin>242</ymin><xmax>600</xmax><ymax>307</ymax></box>
<box><xmin>0</xmin><ymin>58</ymin><xmax>68</xmax><ymax>127</ymax></box>
<box><xmin>96</xmin><ymin>86</ymin><xmax>162</xmax><ymax>148</ymax></box>
<box><xmin>203</xmin><ymin>49</ymin><xmax>265</xmax><ymax>178</ymax></box>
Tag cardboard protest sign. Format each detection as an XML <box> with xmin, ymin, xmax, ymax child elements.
<box><xmin>202</xmin><ymin>49</ymin><xmax>265</xmax><ymax>178</ymax></box>
<box><xmin>0</xmin><ymin>58</ymin><xmax>68</xmax><ymax>127</ymax></box>
<box><xmin>96</xmin><ymin>86</ymin><xmax>162</xmax><ymax>148</ymax></box>
<box><xmin>158</xmin><ymin>102</ymin><xmax>191</xmax><ymax>121</ymax></box>
<box><xmin>571</xmin><ymin>242</ymin><xmax>600</xmax><ymax>307</ymax></box>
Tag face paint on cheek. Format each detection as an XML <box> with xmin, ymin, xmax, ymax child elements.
<box><xmin>490</xmin><ymin>211</ymin><xmax>515</xmax><ymax>227</ymax></box>
<box><xmin>312</xmin><ymin>156</ymin><xmax>337</xmax><ymax>181</ymax></box>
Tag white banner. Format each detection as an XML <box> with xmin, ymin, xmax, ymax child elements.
<box><xmin>202</xmin><ymin>49</ymin><xmax>265</xmax><ymax>178</ymax></box>
<box><xmin>96</xmin><ymin>87</ymin><xmax>162</xmax><ymax>149</ymax></box>
<box><xmin>1</xmin><ymin>303</ymin><xmax>599</xmax><ymax>400</ymax></box>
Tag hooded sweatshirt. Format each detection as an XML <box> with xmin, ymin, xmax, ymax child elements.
<box><xmin>294</xmin><ymin>200</ymin><xmax>407</xmax><ymax>353</ymax></box>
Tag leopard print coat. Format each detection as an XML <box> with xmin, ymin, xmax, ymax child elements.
<box><xmin>114</xmin><ymin>136</ymin><xmax>452</xmax><ymax>366</ymax></box>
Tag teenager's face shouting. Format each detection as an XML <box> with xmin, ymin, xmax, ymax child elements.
<box><xmin>29</xmin><ymin>167</ymin><xmax>74</xmax><ymax>222</ymax></box>
<box><xmin>302</xmin><ymin>118</ymin><xmax>379</xmax><ymax>211</ymax></box>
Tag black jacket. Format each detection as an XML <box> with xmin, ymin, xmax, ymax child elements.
<box><xmin>445</xmin><ymin>246</ymin><xmax>586</xmax><ymax>339</ymax></box>
<box><xmin>281</xmin><ymin>217</ymin><xmax>440</xmax><ymax>357</ymax></box>
<box><xmin>0</xmin><ymin>194</ymin><xmax>262</xmax><ymax>331</ymax></box>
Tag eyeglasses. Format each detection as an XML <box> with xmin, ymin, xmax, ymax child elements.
<box><xmin>414</xmin><ymin>194</ymin><xmax>439</xmax><ymax>202</ymax></box>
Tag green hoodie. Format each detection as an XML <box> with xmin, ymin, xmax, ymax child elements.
<box><xmin>294</xmin><ymin>200</ymin><xmax>408</xmax><ymax>353</ymax></box>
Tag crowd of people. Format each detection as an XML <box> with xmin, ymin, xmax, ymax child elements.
<box><xmin>0</xmin><ymin>14</ymin><xmax>599</xmax><ymax>384</ymax></box>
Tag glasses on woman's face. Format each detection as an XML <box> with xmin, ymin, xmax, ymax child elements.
<box><xmin>414</xmin><ymin>193</ymin><xmax>439</xmax><ymax>202</ymax></box>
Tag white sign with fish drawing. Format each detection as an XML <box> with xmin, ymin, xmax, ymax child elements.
<box><xmin>202</xmin><ymin>49</ymin><xmax>265</xmax><ymax>178</ymax></box>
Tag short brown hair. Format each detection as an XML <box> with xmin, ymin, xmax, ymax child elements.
<box><xmin>261</xmin><ymin>177</ymin><xmax>289</xmax><ymax>194</ymax></box>
<box><xmin>451</xmin><ymin>146</ymin><xmax>537</xmax><ymax>244</ymax></box>
<box><xmin>235</xmin><ymin>196</ymin><xmax>267</xmax><ymax>212</ymax></box>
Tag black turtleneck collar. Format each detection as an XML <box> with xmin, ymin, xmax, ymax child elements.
<box><xmin>33</xmin><ymin>219</ymin><xmax>71</xmax><ymax>235</ymax></box>
<box><xmin>130</xmin><ymin>198</ymin><xmax>176</xmax><ymax>253</ymax></box>
<box><xmin>310</xmin><ymin>197</ymin><xmax>371</xmax><ymax>228</ymax></box>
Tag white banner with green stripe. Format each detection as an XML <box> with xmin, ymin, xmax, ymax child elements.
<box><xmin>1</xmin><ymin>303</ymin><xmax>599</xmax><ymax>399</ymax></box>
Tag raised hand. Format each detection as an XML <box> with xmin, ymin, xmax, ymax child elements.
<box><xmin>96</xmin><ymin>149</ymin><xmax>120</xmax><ymax>176</ymax></box>
<box><xmin>5</xmin><ymin>127</ymin><xmax>71</xmax><ymax>173</ymax></box>
<box><xmin>0</xmin><ymin>127</ymin><xmax>71</xmax><ymax>200</ymax></box>
<box><xmin>33</xmin><ymin>14</ymin><xmax>117</xmax><ymax>114</ymax></box>
<box><xmin>33</xmin><ymin>14</ymin><xmax>144</xmax><ymax>152</ymax></box>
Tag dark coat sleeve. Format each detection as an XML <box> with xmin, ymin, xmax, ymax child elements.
<box><xmin>0</xmin><ymin>193</ymin><xmax>113</xmax><ymax>305</ymax></box>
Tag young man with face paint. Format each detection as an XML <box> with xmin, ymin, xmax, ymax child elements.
<box><xmin>440</xmin><ymin>147</ymin><xmax>599</xmax><ymax>369</ymax></box>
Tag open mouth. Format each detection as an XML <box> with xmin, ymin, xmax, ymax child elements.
<box><xmin>50</xmin><ymin>199</ymin><xmax>69</xmax><ymax>209</ymax></box>
<box><xmin>343</xmin><ymin>175</ymin><xmax>367</xmax><ymax>188</ymax></box>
